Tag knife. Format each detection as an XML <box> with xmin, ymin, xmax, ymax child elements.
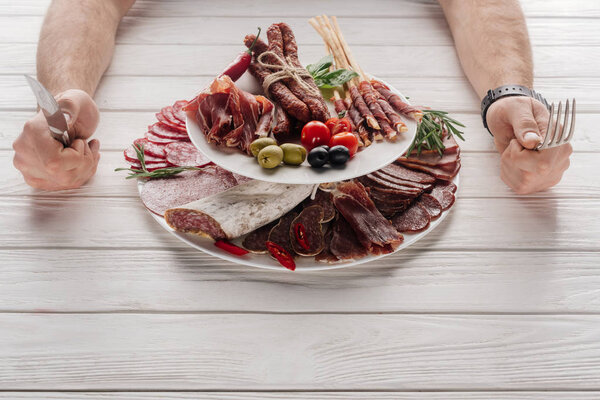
<box><xmin>24</xmin><ymin>74</ymin><xmax>70</xmax><ymax>146</ymax></box>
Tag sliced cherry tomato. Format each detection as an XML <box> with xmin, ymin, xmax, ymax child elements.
<box><xmin>266</xmin><ymin>241</ymin><xmax>296</xmax><ymax>271</ymax></box>
<box><xmin>214</xmin><ymin>239</ymin><xmax>249</xmax><ymax>256</ymax></box>
<box><xmin>293</xmin><ymin>223</ymin><xmax>310</xmax><ymax>251</ymax></box>
<box><xmin>331</xmin><ymin>117</ymin><xmax>352</xmax><ymax>136</ymax></box>
<box><xmin>325</xmin><ymin>117</ymin><xmax>339</xmax><ymax>133</ymax></box>
<box><xmin>329</xmin><ymin>132</ymin><xmax>359</xmax><ymax>157</ymax></box>
<box><xmin>301</xmin><ymin>121</ymin><xmax>331</xmax><ymax>151</ymax></box>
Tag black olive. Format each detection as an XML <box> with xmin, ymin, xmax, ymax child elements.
<box><xmin>328</xmin><ymin>145</ymin><xmax>350</xmax><ymax>165</ymax></box>
<box><xmin>315</xmin><ymin>145</ymin><xmax>330</xmax><ymax>152</ymax></box>
<box><xmin>307</xmin><ymin>146</ymin><xmax>329</xmax><ymax>168</ymax></box>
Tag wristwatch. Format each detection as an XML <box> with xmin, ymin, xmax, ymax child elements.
<box><xmin>480</xmin><ymin>84</ymin><xmax>549</xmax><ymax>136</ymax></box>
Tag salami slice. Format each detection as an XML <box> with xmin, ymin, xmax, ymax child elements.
<box><xmin>156</xmin><ymin>110</ymin><xmax>187</xmax><ymax>132</ymax></box>
<box><xmin>149</xmin><ymin>122</ymin><xmax>189</xmax><ymax>140</ymax></box>
<box><xmin>290</xmin><ymin>205</ymin><xmax>325</xmax><ymax>256</ymax></box>
<box><xmin>430</xmin><ymin>185</ymin><xmax>456</xmax><ymax>211</ymax></box>
<box><xmin>391</xmin><ymin>203</ymin><xmax>431</xmax><ymax>233</ymax></box>
<box><xmin>416</xmin><ymin>193</ymin><xmax>442</xmax><ymax>219</ymax></box>
<box><xmin>124</xmin><ymin>146</ymin><xmax>166</xmax><ymax>164</ymax></box>
<box><xmin>435</xmin><ymin>180</ymin><xmax>457</xmax><ymax>194</ymax></box>
<box><xmin>133</xmin><ymin>138</ymin><xmax>167</xmax><ymax>158</ymax></box>
<box><xmin>242</xmin><ymin>221</ymin><xmax>277</xmax><ymax>254</ymax></box>
<box><xmin>163</xmin><ymin>106</ymin><xmax>186</xmax><ymax>127</ymax></box>
<box><xmin>145</xmin><ymin>131</ymin><xmax>181</xmax><ymax>144</ymax></box>
<box><xmin>141</xmin><ymin>167</ymin><xmax>238</xmax><ymax>216</ymax></box>
<box><xmin>303</xmin><ymin>190</ymin><xmax>335</xmax><ymax>223</ymax></box>
<box><xmin>172</xmin><ymin>100</ymin><xmax>189</xmax><ymax>123</ymax></box>
<box><xmin>165</xmin><ymin>142</ymin><xmax>211</xmax><ymax>167</ymax></box>
<box><xmin>267</xmin><ymin>211</ymin><xmax>298</xmax><ymax>257</ymax></box>
<box><xmin>128</xmin><ymin>161</ymin><xmax>171</xmax><ymax>172</ymax></box>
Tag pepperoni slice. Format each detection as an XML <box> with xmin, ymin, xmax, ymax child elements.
<box><xmin>165</xmin><ymin>142</ymin><xmax>211</xmax><ymax>167</ymax></box>
<box><xmin>124</xmin><ymin>146</ymin><xmax>166</xmax><ymax>164</ymax></box>
<box><xmin>149</xmin><ymin>122</ymin><xmax>189</xmax><ymax>140</ymax></box>
<box><xmin>133</xmin><ymin>138</ymin><xmax>167</xmax><ymax>158</ymax></box>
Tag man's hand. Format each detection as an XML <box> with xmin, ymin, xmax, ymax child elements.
<box><xmin>13</xmin><ymin>89</ymin><xmax>101</xmax><ymax>191</ymax></box>
<box><xmin>486</xmin><ymin>96</ymin><xmax>573</xmax><ymax>194</ymax></box>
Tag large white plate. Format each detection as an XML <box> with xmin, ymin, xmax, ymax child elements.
<box><xmin>139</xmin><ymin>174</ymin><xmax>458</xmax><ymax>272</ymax></box>
<box><xmin>186</xmin><ymin>76</ymin><xmax>418</xmax><ymax>184</ymax></box>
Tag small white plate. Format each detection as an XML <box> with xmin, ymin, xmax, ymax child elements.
<box><xmin>139</xmin><ymin>174</ymin><xmax>458</xmax><ymax>272</ymax></box>
<box><xmin>186</xmin><ymin>76</ymin><xmax>418</xmax><ymax>185</ymax></box>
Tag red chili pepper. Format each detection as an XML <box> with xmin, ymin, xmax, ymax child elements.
<box><xmin>219</xmin><ymin>27</ymin><xmax>261</xmax><ymax>82</ymax></box>
<box><xmin>214</xmin><ymin>239</ymin><xmax>249</xmax><ymax>256</ymax></box>
<box><xmin>266</xmin><ymin>241</ymin><xmax>296</xmax><ymax>271</ymax></box>
<box><xmin>293</xmin><ymin>223</ymin><xmax>311</xmax><ymax>251</ymax></box>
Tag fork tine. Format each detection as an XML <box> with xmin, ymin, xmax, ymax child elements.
<box><xmin>538</xmin><ymin>103</ymin><xmax>555</xmax><ymax>150</ymax></box>
<box><xmin>555</xmin><ymin>99</ymin><xmax>569</xmax><ymax>144</ymax></box>
<box><xmin>548</xmin><ymin>101</ymin><xmax>562</xmax><ymax>146</ymax></box>
<box><xmin>563</xmin><ymin>98</ymin><xmax>576</xmax><ymax>144</ymax></box>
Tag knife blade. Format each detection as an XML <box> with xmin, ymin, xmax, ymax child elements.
<box><xmin>24</xmin><ymin>74</ymin><xmax>70</xmax><ymax>146</ymax></box>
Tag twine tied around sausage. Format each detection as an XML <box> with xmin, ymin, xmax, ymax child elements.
<box><xmin>256</xmin><ymin>51</ymin><xmax>321</xmax><ymax>97</ymax></box>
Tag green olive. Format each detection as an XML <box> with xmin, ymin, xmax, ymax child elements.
<box><xmin>280</xmin><ymin>143</ymin><xmax>307</xmax><ymax>166</ymax></box>
<box><xmin>250</xmin><ymin>137</ymin><xmax>278</xmax><ymax>157</ymax></box>
<box><xmin>257</xmin><ymin>145</ymin><xmax>284</xmax><ymax>169</ymax></box>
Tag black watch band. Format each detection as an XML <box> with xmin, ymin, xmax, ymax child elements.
<box><xmin>480</xmin><ymin>85</ymin><xmax>549</xmax><ymax>136</ymax></box>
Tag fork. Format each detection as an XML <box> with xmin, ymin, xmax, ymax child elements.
<box><xmin>535</xmin><ymin>99</ymin><xmax>576</xmax><ymax>151</ymax></box>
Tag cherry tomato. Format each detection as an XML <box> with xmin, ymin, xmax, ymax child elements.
<box><xmin>329</xmin><ymin>132</ymin><xmax>359</xmax><ymax>157</ymax></box>
<box><xmin>332</xmin><ymin>118</ymin><xmax>352</xmax><ymax>136</ymax></box>
<box><xmin>325</xmin><ymin>117</ymin><xmax>339</xmax><ymax>133</ymax></box>
<box><xmin>301</xmin><ymin>121</ymin><xmax>331</xmax><ymax>151</ymax></box>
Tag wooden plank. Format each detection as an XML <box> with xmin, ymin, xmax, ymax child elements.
<box><xmin>0</xmin><ymin>196</ymin><xmax>597</xmax><ymax>250</ymax></box>
<box><xmin>2</xmin><ymin>249</ymin><xmax>600</xmax><ymax>313</ymax></box>
<box><xmin>2</xmin><ymin>111</ymin><xmax>600</xmax><ymax>152</ymax></box>
<box><xmin>2</xmin><ymin>150</ymin><xmax>597</xmax><ymax>198</ymax></box>
<box><xmin>4</xmin><ymin>43</ymin><xmax>600</xmax><ymax>79</ymax></box>
<box><xmin>2</xmin><ymin>75</ymin><xmax>600</xmax><ymax>112</ymax></box>
<box><xmin>2</xmin><ymin>0</ymin><xmax>599</xmax><ymax>17</ymax></box>
<box><xmin>2</xmin><ymin>16</ymin><xmax>599</xmax><ymax>47</ymax></box>
<box><xmin>0</xmin><ymin>393</ymin><xmax>599</xmax><ymax>400</ymax></box>
<box><xmin>2</xmin><ymin>314</ymin><xmax>600</xmax><ymax>390</ymax></box>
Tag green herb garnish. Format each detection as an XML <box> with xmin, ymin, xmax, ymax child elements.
<box><xmin>115</xmin><ymin>142</ymin><xmax>202</xmax><ymax>179</ymax></box>
<box><xmin>307</xmin><ymin>55</ymin><xmax>358</xmax><ymax>89</ymax></box>
<box><xmin>406</xmin><ymin>110</ymin><xmax>465</xmax><ymax>157</ymax></box>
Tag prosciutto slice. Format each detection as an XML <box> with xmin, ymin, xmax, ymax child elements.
<box><xmin>371</xmin><ymin>80</ymin><xmax>422</xmax><ymax>119</ymax></box>
<box><xmin>332</xmin><ymin>181</ymin><xmax>403</xmax><ymax>253</ymax></box>
<box><xmin>185</xmin><ymin>75</ymin><xmax>274</xmax><ymax>155</ymax></box>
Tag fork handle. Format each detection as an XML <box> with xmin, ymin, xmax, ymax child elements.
<box><xmin>480</xmin><ymin>85</ymin><xmax>548</xmax><ymax>136</ymax></box>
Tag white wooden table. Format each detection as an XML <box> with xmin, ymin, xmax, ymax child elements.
<box><xmin>1</xmin><ymin>0</ymin><xmax>600</xmax><ymax>398</ymax></box>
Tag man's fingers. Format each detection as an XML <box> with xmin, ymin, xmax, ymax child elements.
<box><xmin>506</xmin><ymin>98</ymin><xmax>543</xmax><ymax>150</ymax></box>
<box><xmin>60</xmin><ymin>139</ymin><xmax>86</xmax><ymax>170</ymax></box>
<box><xmin>89</xmin><ymin>139</ymin><xmax>101</xmax><ymax>163</ymax></box>
<box><xmin>56</xmin><ymin>89</ymin><xmax>100</xmax><ymax>140</ymax></box>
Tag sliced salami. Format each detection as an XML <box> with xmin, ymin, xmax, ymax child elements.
<box><xmin>128</xmin><ymin>161</ymin><xmax>171</xmax><ymax>172</ymax></box>
<box><xmin>149</xmin><ymin>122</ymin><xmax>189</xmax><ymax>140</ymax></box>
<box><xmin>156</xmin><ymin>111</ymin><xmax>187</xmax><ymax>132</ymax></box>
<box><xmin>435</xmin><ymin>180</ymin><xmax>457</xmax><ymax>194</ymax></box>
<box><xmin>290</xmin><ymin>205</ymin><xmax>325</xmax><ymax>256</ymax></box>
<box><xmin>303</xmin><ymin>190</ymin><xmax>336</xmax><ymax>223</ymax></box>
<box><xmin>141</xmin><ymin>167</ymin><xmax>238</xmax><ymax>216</ymax></box>
<box><xmin>267</xmin><ymin>211</ymin><xmax>298</xmax><ymax>257</ymax></box>
<box><xmin>145</xmin><ymin>131</ymin><xmax>181</xmax><ymax>144</ymax></box>
<box><xmin>242</xmin><ymin>221</ymin><xmax>277</xmax><ymax>254</ymax></box>
<box><xmin>165</xmin><ymin>142</ymin><xmax>211</xmax><ymax>167</ymax></box>
<box><xmin>124</xmin><ymin>146</ymin><xmax>166</xmax><ymax>164</ymax></box>
<box><xmin>391</xmin><ymin>203</ymin><xmax>431</xmax><ymax>233</ymax></box>
<box><xmin>416</xmin><ymin>193</ymin><xmax>442</xmax><ymax>219</ymax></box>
<box><xmin>172</xmin><ymin>100</ymin><xmax>189</xmax><ymax>123</ymax></box>
<box><xmin>430</xmin><ymin>185</ymin><xmax>456</xmax><ymax>211</ymax></box>
<box><xmin>133</xmin><ymin>138</ymin><xmax>167</xmax><ymax>158</ymax></box>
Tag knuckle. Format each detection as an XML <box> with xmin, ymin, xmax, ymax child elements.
<box><xmin>537</xmin><ymin>161</ymin><xmax>551</xmax><ymax>175</ymax></box>
<box><xmin>44</xmin><ymin>158</ymin><xmax>61</xmax><ymax>172</ymax></box>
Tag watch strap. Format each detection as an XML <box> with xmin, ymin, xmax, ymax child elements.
<box><xmin>481</xmin><ymin>85</ymin><xmax>533</xmax><ymax>135</ymax></box>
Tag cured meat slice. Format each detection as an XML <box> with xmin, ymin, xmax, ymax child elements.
<box><xmin>315</xmin><ymin>226</ymin><xmax>339</xmax><ymax>264</ymax></box>
<box><xmin>350</xmin><ymin>86</ymin><xmax>378</xmax><ymax>130</ymax></box>
<box><xmin>231</xmin><ymin>173</ymin><xmax>253</xmax><ymax>185</ymax></box>
<box><xmin>357</xmin><ymin>175</ymin><xmax>421</xmax><ymax>197</ymax></box>
<box><xmin>133</xmin><ymin>138</ymin><xmax>167</xmax><ymax>158</ymax></box>
<box><xmin>172</xmin><ymin>100</ymin><xmax>189</xmax><ymax>123</ymax></box>
<box><xmin>290</xmin><ymin>205</ymin><xmax>325</xmax><ymax>256</ymax></box>
<box><xmin>377</xmin><ymin>97</ymin><xmax>406</xmax><ymax>133</ymax></box>
<box><xmin>391</xmin><ymin>203</ymin><xmax>431</xmax><ymax>233</ymax></box>
<box><xmin>409</xmin><ymin>134</ymin><xmax>459</xmax><ymax>156</ymax></box>
<box><xmin>333</xmin><ymin>181</ymin><xmax>403</xmax><ymax>252</ymax></box>
<box><xmin>416</xmin><ymin>193</ymin><xmax>442</xmax><ymax>219</ymax></box>
<box><xmin>371</xmin><ymin>171</ymin><xmax>433</xmax><ymax>191</ymax></box>
<box><xmin>430</xmin><ymin>184</ymin><xmax>456</xmax><ymax>211</ymax></box>
<box><xmin>272</xmin><ymin>106</ymin><xmax>291</xmax><ymax>138</ymax></box>
<box><xmin>124</xmin><ymin>146</ymin><xmax>166</xmax><ymax>164</ymax></box>
<box><xmin>165</xmin><ymin>142</ymin><xmax>211</xmax><ymax>167</ymax></box>
<box><xmin>141</xmin><ymin>167</ymin><xmax>238</xmax><ymax>216</ymax></box>
<box><xmin>303</xmin><ymin>190</ymin><xmax>335</xmax><ymax>223</ymax></box>
<box><xmin>371</xmin><ymin>80</ymin><xmax>422</xmax><ymax>119</ymax></box>
<box><xmin>156</xmin><ymin>107</ymin><xmax>186</xmax><ymax>132</ymax></box>
<box><xmin>382</xmin><ymin>163</ymin><xmax>435</xmax><ymax>184</ymax></box>
<box><xmin>400</xmin><ymin>150</ymin><xmax>459</xmax><ymax>169</ymax></box>
<box><xmin>149</xmin><ymin>122</ymin><xmax>189</xmax><ymax>140</ymax></box>
<box><xmin>128</xmin><ymin>161</ymin><xmax>171</xmax><ymax>171</ymax></box>
<box><xmin>435</xmin><ymin>180</ymin><xmax>457</xmax><ymax>194</ymax></box>
<box><xmin>330</xmin><ymin>215</ymin><xmax>368</xmax><ymax>260</ymax></box>
<box><xmin>242</xmin><ymin>221</ymin><xmax>277</xmax><ymax>254</ymax></box>
<box><xmin>398</xmin><ymin>159</ymin><xmax>461</xmax><ymax>181</ymax></box>
<box><xmin>267</xmin><ymin>211</ymin><xmax>298</xmax><ymax>258</ymax></box>
<box><xmin>145</xmin><ymin>131</ymin><xmax>185</xmax><ymax>144</ymax></box>
<box><xmin>165</xmin><ymin>181</ymin><xmax>313</xmax><ymax>240</ymax></box>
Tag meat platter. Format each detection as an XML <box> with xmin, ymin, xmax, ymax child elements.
<box><xmin>118</xmin><ymin>16</ymin><xmax>465</xmax><ymax>271</ymax></box>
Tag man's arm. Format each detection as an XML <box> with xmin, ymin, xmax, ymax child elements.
<box><xmin>439</xmin><ymin>0</ymin><xmax>572</xmax><ymax>194</ymax></box>
<box><xmin>38</xmin><ymin>0</ymin><xmax>134</xmax><ymax>95</ymax></box>
<box><xmin>13</xmin><ymin>0</ymin><xmax>134</xmax><ymax>191</ymax></box>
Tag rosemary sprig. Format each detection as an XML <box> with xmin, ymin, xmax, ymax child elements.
<box><xmin>115</xmin><ymin>142</ymin><xmax>202</xmax><ymax>179</ymax></box>
<box><xmin>406</xmin><ymin>109</ymin><xmax>465</xmax><ymax>157</ymax></box>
